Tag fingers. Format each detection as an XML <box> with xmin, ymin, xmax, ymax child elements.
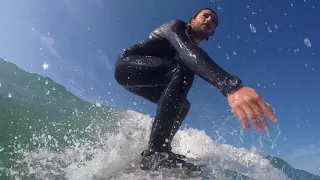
<box><xmin>256</xmin><ymin>96</ymin><xmax>278</xmax><ymax>123</ymax></box>
<box><xmin>229</xmin><ymin>87</ymin><xmax>278</xmax><ymax>132</ymax></box>
<box><xmin>233</xmin><ymin>96</ymin><xmax>271</xmax><ymax>132</ymax></box>
<box><xmin>240</xmin><ymin>103</ymin><xmax>261</xmax><ymax>132</ymax></box>
<box><xmin>233</xmin><ymin>106</ymin><xmax>250</xmax><ymax>130</ymax></box>
<box><xmin>248</xmin><ymin>98</ymin><xmax>268</xmax><ymax>131</ymax></box>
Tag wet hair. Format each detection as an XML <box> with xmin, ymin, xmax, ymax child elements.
<box><xmin>188</xmin><ymin>8</ymin><xmax>219</xmax><ymax>41</ymax></box>
<box><xmin>189</xmin><ymin>8</ymin><xmax>219</xmax><ymax>28</ymax></box>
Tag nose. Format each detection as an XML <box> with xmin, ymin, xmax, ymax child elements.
<box><xmin>205</xmin><ymin>18</ymin><xmax>213</xmax><ymax>27</ymax></box>
<box><xmin>207</xmin><ymin>17</ymin><xmax>217</xmax><ymax>27</ymax></box>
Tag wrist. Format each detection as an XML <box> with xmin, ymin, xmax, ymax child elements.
<box><xmin>227</xmin><ymin>84</ymin><xmax>244</xmax><ymax>96</ymax></box>
<box><xmin>221</xmin><ymin>75</ymin><xmax>243</xmax><ymax>97</ymax></box>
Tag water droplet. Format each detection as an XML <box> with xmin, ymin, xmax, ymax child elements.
<box><xmin>42</xmin><ymin>62</ymin><xmax>49</xmax><ymax>69</ymax></box>
<box><xmin>304</xmin><ymin>38</ymin><xmax>312</xmax><ymax>47</ymax></box>
<box><xmin>274</xmin><ymin>25</ymin><xmax>279</xmax><ymax>29</ymax></box>
<box><xmin>8</xmin><ymin>93</ymin><xmax>12</xmax><ymax>98</ymax></box>
<box><xmin>268</xmin><ymin>27</ymin><xmax>272</xmax><ymax>33</ymax></box>
<box><xmin>131</xmin><ymin>163</ymin><xmax>135</xmax><ymax>168</ymax></box>
<box><xmin>133</xmin><ymin>102</ymin><xmax>137</xmax><ymax>106</ymax></box>
<box><xmin>249</xmin><ymin>24</ymin><xmax>257</xmax><ymax>33</ymax></box>
<box><xmin>233</xmin><ymin>51</ymin><xmax>237</xmax><ymax>55</ymax></box>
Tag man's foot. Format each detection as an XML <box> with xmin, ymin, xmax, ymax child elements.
<box><xmin>140</xmin><ymin>150</ymin><xmax>201</xmax><ymax>172</ymax></box>
<box><xmin>169</xmin><ymin>152</ymin><xmax>186</xmax><ymax>160</ymax></box>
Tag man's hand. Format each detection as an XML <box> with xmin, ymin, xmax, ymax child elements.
<box><xmin>227</xmin><ymin>86</ymin><xmax>277</xmax><ymax>132</ymax></box>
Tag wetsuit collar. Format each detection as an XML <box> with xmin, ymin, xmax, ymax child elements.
<box><xmin>186</xmin><ymin>23</ymin><xmax>192</xmax><ymax>38</ymax></box>
<box><xmin>186</xmin><ymin>23</ymin><xmax>196</xmax><ymax>44</ymax></box>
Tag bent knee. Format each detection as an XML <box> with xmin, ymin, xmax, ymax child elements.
<box><xmin>114</xmin><ymin>67</ymin><xmax>128</xmax><ymax>86</ymax></box>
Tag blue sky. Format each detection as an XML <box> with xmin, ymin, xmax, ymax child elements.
<box><xmin>0</xmin><ymin>0</ymin><xmax>320</xmax><ymax>175</ymax></box>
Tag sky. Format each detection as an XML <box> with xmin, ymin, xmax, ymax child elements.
<box><xmin>0</xmin><ymin>0</ymin><xmax>320</xmax><ymax>175</ymax></box>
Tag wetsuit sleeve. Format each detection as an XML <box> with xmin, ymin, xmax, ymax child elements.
<box><xmin>158</xmin><ymin>19</ymin><xmax>243</xmax><ymax>96</ymax></box>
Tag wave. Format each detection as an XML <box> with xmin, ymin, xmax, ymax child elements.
<box><xmin>0</xmin><ymin>58</ymin><xmax>319</xmax><ymax>180</ymax></box>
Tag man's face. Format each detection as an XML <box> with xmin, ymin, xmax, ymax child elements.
<box><xmin>191</xmin><ymin>9</ymin><xmax>218</xmax><ymax>38</ymax></box>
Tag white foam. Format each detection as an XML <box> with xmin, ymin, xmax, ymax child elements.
<box><xmin>13</xmin><ymin>110</ymin><xmax>289</xmax><ymax>180</ymax></box>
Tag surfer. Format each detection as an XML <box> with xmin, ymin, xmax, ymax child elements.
<box><xmin>114</xmin><ymin>8</ymin><xmax>278</xmax><ymax>171</ymax></box>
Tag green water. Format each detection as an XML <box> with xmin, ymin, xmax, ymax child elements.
<box><xmin>0</xmin><ymin>59</ymin><xmax>125</xmax><ymax>179</ymax></box>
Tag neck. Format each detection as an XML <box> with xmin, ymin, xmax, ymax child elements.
<box><xmin>186</xmin><ymin>25</ymin><xmax>201</xmax><ymax>45</ymax></box>
<box><xmin>192</xmin><ymin>35</ymin><xmax>201</xmax><ymax>45</ymax></box>
<box><xmin>190</xmin><ymin>29</ymin><xmax>208</xmax><ymax>45</ymax></box>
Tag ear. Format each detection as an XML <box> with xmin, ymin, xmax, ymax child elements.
<box><xmin>190</xmin><ymin>18</ymin><xmax>195</xmax><ymax>26</ymax></box>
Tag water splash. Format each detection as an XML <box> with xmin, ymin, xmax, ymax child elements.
<box><xmin>5</xmin><ymin>110</ymin><xmax>290</xmax><ymax>180</ymax></box>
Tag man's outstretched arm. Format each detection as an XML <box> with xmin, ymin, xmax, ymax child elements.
<box><xmin>156</xmin><ymin>19</ymin><xmax>278</xmax><ymax>132</ymax></box>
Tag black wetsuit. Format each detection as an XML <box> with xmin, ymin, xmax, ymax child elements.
<box><xmin>114</xmin><ymin>19</ymin><xmax>242</xmax><ymax>157</ymax></box>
